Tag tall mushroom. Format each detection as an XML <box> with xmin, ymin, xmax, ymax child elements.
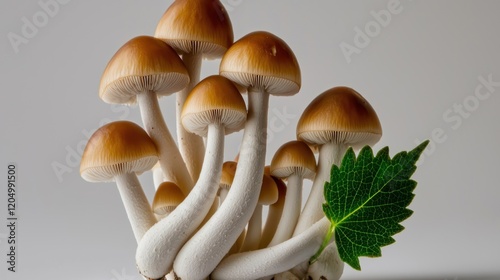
<box><xmin>99</xmin><ymin>35</ymin><xmax>193</xmax><ymax>196</ymax></box>
<box><xmin>268</xmin><ymin>140</ymin><xmax>316</xmax><ymax>246</ymax></box>
<box><xmin>173</xmin><ymin>31</ymin><xmax>301</xmax><ymax>280</ymax></box>
<box><xmin>136</xmin><ymin>75</ymin><xmax>246</xmax><ymax>279</ymax></box>
<box><xmin>80</xmin><ymin>121</ymin><xmax>158</xmax><ymax>243</ymax></box>
<box><xmin>155</xmin><ymin>0</ymin><xmax>234</xmax><ymax>182</ymax></box>
<box><xmin>293</xmin><ymin>86</ymin><xmax>382</xmax><ymax>237</ymax></box>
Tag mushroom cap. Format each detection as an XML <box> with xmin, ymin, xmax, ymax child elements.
<box><xmin>181</xmin><ymin>75</ymin><xmax>247</xmax><ymax>137</ymax></box>
<box><xmin>296</xmin><ymin>86</ymin><xmax>382</xmax><ymax>149</ymax></box>
<box><xmin>270</xmin><ymin>140</ymin><xmax>316</xmax><ymax>180</ymax></box>
<box><xmin>155</xmin><ymin>0</ymin><xmax>233</xmax><ymax>59</ymax></box>
<box><xmin>80</xmin><ymin>121</ymin><xmax>158</xmax><ymax>182</ymax></box>
<box><xmin>220</xmin><ymin>31</ymin><xmax>301</xmax><ymax>96</ymax></box>
<box><xmin>99</xmin><ymin>36</ymin><xmax>190</xmax><ymax>104</ymax></box>
<box><xmin>219</xmin><ymin>161</ymin><xmax>237</xmax><ymax>190</ymax></box>
<box><xmin>258</xmin><ymin>174</ymin><xmax>279</xmax><ymax>205</ymax></box>
<box><xmin>153</xmin><ymin>181</ymin><xmax>185</xmax><ymax>215</ymax></box>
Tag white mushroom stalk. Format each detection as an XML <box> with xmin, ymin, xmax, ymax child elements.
<box><xmin>176</xmin><ymin>53</ymin><xmax>204</xmax><ymax>182</ymax></box>
<box><xmin>136</xmin><ymin>123</ymin><xmax>225</xmax><ymax>279</ymax></box>
<box><xmin>114</xmin><ymin>173</ymin><xmax>158</xmax><ymax>242</ymax></box>
<box><xmin>137</xmin><ymin>91</ymin><xmax>194</xmax><ymax>196</ymax></box>
<box><xmin>137</xmin><ymin>75</ymin><xmax>246</xmax><ymax>280</ymax></box>
<box><xmin>268</xmin><ymin>173</ymin><xmax>303</xmax><ymax>246</ymax></box>
<box><xmin>211</xmin><ymin>217</ymin><xmax>331</xmax><ymax>280</ymax></box>
<box><xmin>152</xmin><ymin>163</ymin><xmax>165</xmax><ymax>190</ymax></box>
<box><xmin>173</xmin><ymin>88</ymin><xmax>269</xmax><ymax>279</ymax></box>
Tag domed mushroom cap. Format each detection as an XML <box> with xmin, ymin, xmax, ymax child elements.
<box><xmin>220</xmin><ymin>31</ymin><xmax>301</xmax><ymax>96</ymax></box>
<box><xmin>296</xmin><ymin>86</ymin><xmax>382</xmax><ymax>149</ymax></box>
<box><xmin>270</xmin><ymin>140</ymin><xmax>316</xmax><ymax>180</ymax></box>
<box><xmin>181</xmin><ymin>75</ymin><xmax>247</xmax><ymax>137</ymax></box>
<box><xmin>259</xmin><ymin>174</ymin><xmax>279</xmax><ymax>206</ymax></box>
<box><xmin>153</xmin><ymin>181</ymin><xmax>185</xmax><ymax>215</ymax></box>
<box><xmin>80</xmin><ymin>121</ymin><xmax>158</xmax><ymax>182</ymax></box>
<box><xmin>220</xmin><ymin>161</ymin><xmax>237</xmax><ymax>189</ymax></box>
<box><xmin>155</xmin><ymin>0</ymin><xmax>233</xmax><ymax>59</ymax></box>
<box><xmin>99</xmin><ymin>36</ymin><xmax>190</xmax><ymax>104</ymax></box>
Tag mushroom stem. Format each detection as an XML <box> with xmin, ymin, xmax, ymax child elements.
<box><xmin>152</xmin><ymin>165</ymin><xmax>165</xmax><ymax>190</ymax></box>
<box><xmin>259</xmin><ymin>178</ymin><xmax>286</xmax><ymax>248</ymax></box>
<box><xmin>211</xmin><ymin>217</ymin><xmax>331</xmax><ymax>280</ymax></box>
<box><xmin>293</xmin><ymin>142</ymin><xmax>346</xmax><ymax>236</ymax></box>
<box><xmin>268</xmin><ymin>173</ymin><xmax>302</xmax><ymax>246</ymax></box>
<box><xmin>136</xmin><ymin>123</ymin><xmax>225</xmax><ymax>279</ymax></box>
<box><xmin>218</xmin><ymin>188</ymin><xmax>229</xmax><ymax>204</ymax></box>
<box><xmin>239</xmin><ymin>205</ymin><xmax>263</xmax><ymax>252</ymax></box>
<box><xmin>173</xmin><ymin>88</ymin><xmax>269</xmax><ymax>280</ymax></box>
<box><xmin>136</xmin><ymin>90</ymin><xmax>193</xmax><ymax>195</ymax></box>
<box><xmin>114</xmin><ymin>172</ymin><xmax>157</xmax><ymax>243</ymax></box>
<box><xmin>177</xmin><ymin>53</ymin><xmax>205</xmax><ymax>182</ymax></box>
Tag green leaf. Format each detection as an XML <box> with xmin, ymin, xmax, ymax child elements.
<box><xmin>320</xmin><ymin>140</ymin><xmax>429</xmax><ymax>270</ymax></box>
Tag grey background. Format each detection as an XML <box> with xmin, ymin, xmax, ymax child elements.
<box><xmin>1</xmin><ymin>0</ymin><xmax>500</xmax><ymax>279</ymax></box>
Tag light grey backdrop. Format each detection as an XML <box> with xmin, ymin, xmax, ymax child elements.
<box><xmin>1</xmin><ymin>0</ymin><xmax>499</xmax><ymax>279</ymax></box>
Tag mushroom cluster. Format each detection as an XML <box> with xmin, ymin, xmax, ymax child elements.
<box><xmin>79</xmin><ymin>1</ymin><xmax>382</xmax><ymax>279</ymax></box>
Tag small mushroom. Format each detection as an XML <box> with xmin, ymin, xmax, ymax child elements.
<box><xmin>259</xmin><ymin>176</ymin><xmax>287</xmax><ymax>249</ymax></box>
<box><xmin>239</xmin><ymin>173</ymin><xmax>278</xmax><ymax>252</ymax></box>
<box><xmin>136</xmin><ymin>75</ymin><xmax>246</xmax><ymax>279</ymax></box>
<box><xmin>99</xmin><ymin>35</ymin><xmax>193</xmax><ymax>196</ymax></box>
<box><xmin>80</xmin><ymin>121</ymin><xmax>158</xmax><ymax>242</ymax></box>
<box><xmin>155</xmin><ymin>0</ymin><xmax>234</xmax><ymax>182</ymax></box>
<box><xmin>268</xmin><ymin>140</ymin><xmax>316</xmax><ymax>246</ymax></box>
<box><xmin>218</xmin><ymin>161</ymin><xmax>237</xmax><ymax>204</ymax></box>
<box><xmin>173</xmin><ymin>31</ymin><xmax>301</xmax><ymax>280</ymax></box>
<box><xmin>152</xmin><ymin>181</ymin><xmax>185</xmax><ymax>219</ymax></box>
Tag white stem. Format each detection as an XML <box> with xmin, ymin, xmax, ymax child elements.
<box><xmin>293</xmin><ymin>142</ymin><xmax>346</xmax><ymax>236</ymax></box>
<box><xmin>114</xmin><ymin>173</ymin><xmax>157</xmax><ymax>243</ymax></box>
<box><xmin>218</xmin><ymin>187</ymin><xmax>229</xmax><ymax>205</ymax></box>
<box><xmin>173</xmin><ymin>89</ymin><xmax>269</xmax><ymax>280</ymax></box>
<box><xmin>137</xmin><ymin>91</ymin><xmax>193</xmax><ymax>195</ymax></box>
<box><xmin>268</xmin><ymin>174</ymin><xmax>302</xmax><ymax>246</ymax></box>
<box><xmin>136</xmin><ymin>124</ymin><xmax>225</xmax><ymax>279</ymax></box>
<box><xmin>152</xmin><ymin>166</ymin><xmax>165</xmax><ymax>190</ymax></box>
<box><xmin>177</xmin><ymin>53</ymin><xmax>205</xmax><ymax>182</ymax></box>
<box><xmin>239</xmin><ymin>205</ymin><xmax>262</xmax><ymax>252</ymax></box>
<box><xmin>211</xmin><ymin>217</ymin><xmax>330</xmax><ymax>280</ymax></box>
